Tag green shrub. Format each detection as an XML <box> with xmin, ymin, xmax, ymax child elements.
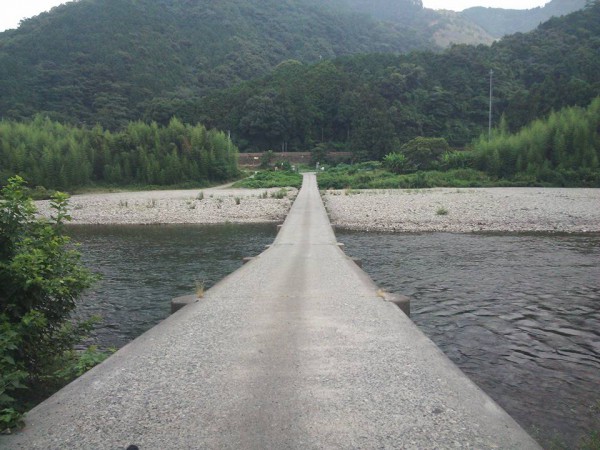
<box><xmin>440</xmin><ymin>151</ymin><xmax>474</xmax><ymax>170</ymax></box>
<box><xmin>401</xmin><ymin>137</ymin><xmax>450</xmax><ymax>171</ymax></box>
<box><xmin>0</xmin><ymin>176</ymin><xmax>100</xmax><ymax>432</ymax></box>
<box><xmin>383</xmin><ymin>152</ymin><xmax>408</xmax><ymax>174</ymax></box>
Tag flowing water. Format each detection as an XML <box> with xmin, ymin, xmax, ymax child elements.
<box><xmin>67</xmin><ymin>224</ymin><xmax>277</xmax><ymax>349</ymax></box>
<box><xmin>68</xmin><ymin>225</ymin><xmax>599</xmax><ymax>448</ymax></box>
<box><xmin>337</xmin><ymin>231</ymin><xmax>600</xmax><ymax>448</ymax></box>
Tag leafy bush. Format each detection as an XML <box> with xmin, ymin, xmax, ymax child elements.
<box><xmin>383</xmin><ymin>152</ymin><xmax>409</xmax><ymax>174</ymax></box>
<box><xmin>0</xmin><ymin>176</ymin><xmax>99</xmax><ymax>432</ymax></box>
<box><xmin>440</xmin><ymin>151</ymin><xmax>474</xmax><ymax>170</ymax></box>
<box><xmin>401</xmin><ymin>137</ymin><xmax>450</xmax><ymax>171</ymax></box>
<box><xmin>311</xmin><ymin>143</ymin><xmax>328</xmax><ymax>166</ymax></box>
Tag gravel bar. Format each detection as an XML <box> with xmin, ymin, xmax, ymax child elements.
<box><xmin>35</xmin><ymin>187</ymin><xmax>297</xmax><ymax>225</ymax></box>
<box><xmin>323</xmin><ymin>187</ymin><xmax>600</xmax><ymax>233</ymax></box>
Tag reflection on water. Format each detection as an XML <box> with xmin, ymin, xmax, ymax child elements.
<box><xmin>337</xmin><ymin>231</ymin><xmax>600</xmax><ymax>448</ymax></box>
<box><xmin>68</xmin><ymin>224</ymin><xmax>276</xmax><ymax>349</ymax></box>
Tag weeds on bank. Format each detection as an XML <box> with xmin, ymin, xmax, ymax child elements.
<box><xmin>436</xmin><ymin>206</ymin><xmax>449</xmax><ymax>216</ymax></box>
<box><xmin>195</xmin><ymin>281</ymin><xmax>205</xmax><ymax>298</ymax></box>
<box><xmin>271</xmin><ymin>188</ymin><xmax>288</xmax><ymax>199</ymax></box>
<box><xmin>234</xmin><ymin>197</ymin><xmax>241</xmax><ymax>205</ymax></box>
<box><xmin>196</xmin><ymin>191</ymin><xmax>204</xmax><ymax>201</ymax></box>
<box><xmin>233</xmin><ymin>170</ymin><xmax>302</xmax><ymax>189</ymax></box>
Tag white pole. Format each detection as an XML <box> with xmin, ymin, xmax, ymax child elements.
<box><xmin>489</xmin><ymin>69</ymin><xmax>493</xmax><ymax>141</ymax></box>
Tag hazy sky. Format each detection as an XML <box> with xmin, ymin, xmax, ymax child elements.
<box><xmin>1</xmin><ymin>0</ymin><xmax>552</xmax><ymax>32</ymax></box>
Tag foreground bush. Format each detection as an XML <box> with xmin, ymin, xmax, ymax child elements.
<box><xmin>0</xmin><ymin>176</ymin><xmax>102</xmax><ymax>432</ymax></box>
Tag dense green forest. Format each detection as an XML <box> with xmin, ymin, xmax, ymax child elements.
<box><xmin>191</xmin><ymin>2</ymin><xmax>600</xmax><ymax>156</ymax></box>
<box><xmin>0</xmin><ymin>0</ymin><xmax>438</xmax><ymax>129</ymax></box>
<box><xmin>0</xmin><ymin>0</ymin><xmax>598</xmax><ymax>190</ymax></box>
<box><xmin>0</xmin><ymin>117</ymin><xmax>238</xmax><ymax>190</ymax></box>
<box><xmin>2</xmin><ymin>0</ymin><xmax>586</xmax><ymax>130</ymax></box>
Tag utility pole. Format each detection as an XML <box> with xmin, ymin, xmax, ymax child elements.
<box><xmin>227</xmin><ymin>130</ymin><xmax>231</xmax><ymax>158</ymax></box>
<box><xmin>489</xmin><ymin>69</ymin><xmax>493</xmax><ymax>141</ymax></box>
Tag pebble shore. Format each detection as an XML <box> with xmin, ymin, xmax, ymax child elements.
<box><xmin>35</xmin><ymin>187</ymin><xmax>297</xmax><ymax>225</ymax></box>
<box><xmin>36</xmin><ymin>186</ymin><xmax>599</xmax><ymax>233</ymax></box>
<box><xmin>324</xmin><ymin>188</ymin><xmax>600</xmax><ymax>233</ymax></box>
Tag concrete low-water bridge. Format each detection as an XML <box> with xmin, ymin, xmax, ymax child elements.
<box><xmin>4</xmin><ymin>173</ymin><xmax>540</xmax><ymax>449</ymax></box>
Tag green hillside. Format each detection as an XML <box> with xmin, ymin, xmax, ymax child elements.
<box><xmin>0</xmin><ymin>0</ymin><xmax>435</xmax><ymax>129</ymax></box>
<box><xmin>0</xmin><ymin>0</ymin><xmax>598</xmax><ymax>160</ymax></box>
<box><xmin>190</xmin><ymin>2</ymin><xmax>600</xmax><ymax>156</ymax></box>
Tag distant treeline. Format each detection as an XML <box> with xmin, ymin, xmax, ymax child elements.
<box><xmin>472</xmin><ymin>97</ymin><xmax>600</xmax><ymax>186</ymax></box>
<box><xmin>0</xmin><ymin>117</ymin><xmax>238</xmax><ymax>190</ymax></box>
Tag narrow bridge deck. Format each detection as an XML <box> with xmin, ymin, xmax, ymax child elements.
<box><xmin>4</xmin><ymin>173</ymin><xmax>540</xmax><ymax>449</ymax></box>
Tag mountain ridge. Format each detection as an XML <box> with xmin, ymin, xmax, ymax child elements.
<box><xmin>0</xmin><ymin>0</ymin><xmax>436</xmax><ymax>128</ymax></box>
<box><xmin>459</xmin><ymin>0</ymin><xmax>587</xmax><ymax>37</ymax></box>
<box><xmin>0</xmin><ymin>0</ymin><xmax>596</xmax><ymax>134</ymax></box>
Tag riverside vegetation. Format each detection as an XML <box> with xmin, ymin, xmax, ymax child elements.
<box><xmin>0</xmin><ymin>177</ymin><xmax>107</xmax><ymax>433</ymax></box>
<box><xmin>316</xmin><ymin>98</ymin><xmax>600</xmax><ymax>189</ymax></box>
<box><xmin>0</xmin><ymin>117</ymin><xmax>239</xmax><ymax>192</ymax></box>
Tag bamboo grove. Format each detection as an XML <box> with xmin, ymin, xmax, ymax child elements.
<box><xmin>472</xmin><ymin>97</ymin><xmax>600</xmax><ymax>186</ymax></box>
<box><xmin>0</xmin><ymin>117</ymin><xmax>239</xmax><ymax>190</ymax></box>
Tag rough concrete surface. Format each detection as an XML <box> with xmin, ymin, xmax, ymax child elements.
<box><xmin>4</xmin><ymin>174</ymin><xmax>541</xmax><ymax>449</ymax></box>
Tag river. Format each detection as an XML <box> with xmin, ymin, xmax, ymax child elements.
<box><xmin>68</xmin><ymin>225</ymin><xmax>599</xmax><ymax>448</ymax></box>
<box><xmin>68</xmin><ymin>224</ymin><xmax>277</xmax><ymax>348</ymax></box>
<box><xmin>337</xmin><ymin>230</ymin><xmax>600</xmax><ymax>449</ymax></box>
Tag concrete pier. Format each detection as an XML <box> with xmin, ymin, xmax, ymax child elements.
<box><xmin>3</xmin><ymin>173</ymin><xmax>540</xmax><ymax>449</ymax></box>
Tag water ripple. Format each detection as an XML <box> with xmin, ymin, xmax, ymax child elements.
<box><xmin>68</xmin><ymin>224</ymin><xmax>277</xmax><ymax>349</ymax></box>
<box><xmin>338</xmin><ymin>231</ymin><xmax>600</xmax><ymax>448</ymax></box>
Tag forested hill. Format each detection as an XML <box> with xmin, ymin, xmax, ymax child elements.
<box><xmin>460</xmin><ymin>0</ymin><xmax>587</xmax><ymax>37</ymax></box>
<box><xmin>0</xmin><ymin>0</ymin><xmax>435</xmax><ymax>129</ymax></box>
<box><xmin>0</xmin><ymin>0</ymin><xmax>596</xmax><ymax>141</ymax></box>
<box><xmin>193</xmin><ymin>2</ymin><xmax>600</xmax><ymax>156</ymax></box>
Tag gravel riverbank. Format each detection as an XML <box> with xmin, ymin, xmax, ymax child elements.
<box><xmin>36</xmin><ymin>187</ymin><xmax>297</xmax><ymax>225</ymax></box>
<box><xmin>324</xmin><ymin>188</ymin><xmax>600</xmax><ymax>233</ymax></box>
<box><xmin>36</xmin><ymin>186</ymin><xmax>598</xmax><ymax>232</ymax></box>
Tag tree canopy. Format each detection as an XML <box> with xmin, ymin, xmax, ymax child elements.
<box><xmin>189</xmin><ymin>2</ymin><xmax>600</xmax><ymax>158</ymax></box>
<box><xmin>0</xmin><ymin>0</ymin><xmax>437</xmax><ymax>128</ymax></box>
<box><xmin>0</xmin><ymin>117</ymin><xmax>239</xmax><ymax>190</ymax></box>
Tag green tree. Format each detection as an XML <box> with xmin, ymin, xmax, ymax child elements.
<box><xmin>0</xmin><ymin>176</ymin><xmax>98</xmax><ymax>431</ymax></box>
<box><xmin>383</xmin><ymin>152</ymin><xmax>409</xmax><ymax>174</ymax></box>
<box><xmin>401</xmin><ymin>137</ymin><xmax>450</xmax><ymax>170</ymax></box>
